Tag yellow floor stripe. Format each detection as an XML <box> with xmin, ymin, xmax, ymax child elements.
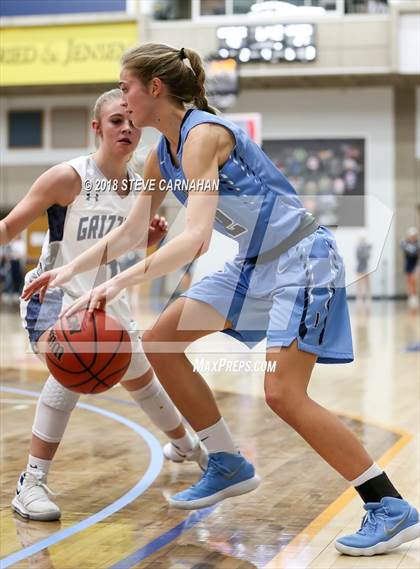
<box><xmin>264</xmin><ymin>419</ymin><xmax>413</xmax><ymax>568</ymax></box>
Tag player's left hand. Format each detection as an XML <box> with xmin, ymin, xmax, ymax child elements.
<box><xmin>147</xmin><ymin>214</ymin><xmax>168</xmax><ymax>247</ymax></box>
<box><xmin>61</xmin><ymin>280</ymin><xmax>121</xmax><ymax>317</ymax></box>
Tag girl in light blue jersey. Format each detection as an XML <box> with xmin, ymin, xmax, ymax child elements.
<box><xmin>24</xmin><ymin>44</ymin><xmax>419</xmax><ymax>555</ymax></box>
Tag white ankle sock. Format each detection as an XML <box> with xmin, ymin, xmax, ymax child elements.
<box><xmin>350</xmin><ymin>463</ymin><xmax>383</xmax><ymax>487</ymax></box>
<box><xmin>197</xmin><ymin>418</ymin><xmax>237</xmax><ymax>454</ymax></box>
<box><xmin>170</xmin><ymin>431</ymin><xmax>196</xmax><ymax>453</ymax></box>
<box><xmin>127</xmin><ymin>376</ymin><xmax>182</xmax><ymax>433</ymax></box>
<box><xmin>27</xmin><ymin>455</ymin><xmax>51</xmax><ymax>480</ymax></box>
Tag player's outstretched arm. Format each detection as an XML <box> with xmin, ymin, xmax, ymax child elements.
<box><xmin>22</xmin><ymin>147</ymin><xmax>167</xmax><ymax>301</ymax></box>
<box><xmin>62</xmin><ymin>126</ymin><xmax>221</xmax><ymax>315</ymax></box>
<box><xmin>0</xmin><ymin>164</ymin><xmax>79</xmax><ymax>246</ymax></box>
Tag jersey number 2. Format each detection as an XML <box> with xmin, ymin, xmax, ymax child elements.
<box><xmin>215</xmin><ymin>209</ymin><xmax>247</xmax><ymax>238</ymax></box>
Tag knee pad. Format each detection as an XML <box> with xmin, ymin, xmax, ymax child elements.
<box><xmin>123</xmin><ymin>343</ymin><xmax>151</xmax><ymax>381</ymax></box>
<box><xmin>40</xmin><ymin>375</ymin><xmax>80</xmax><ymax>412</ymax></box>
<box><xmin>32</xmin><ymin>375</ymin><xmax>80</xmax><ymax>443</ymax></box>
<box><xmin>127</xmin><ymin>376</ymin><xmax>182</xmax><ymax>432</ymax></box>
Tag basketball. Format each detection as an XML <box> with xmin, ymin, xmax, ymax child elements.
<box><xmin>45</xmin><ymin>309</ymin><xmax>132</xmax><ymax>394</ymax></box>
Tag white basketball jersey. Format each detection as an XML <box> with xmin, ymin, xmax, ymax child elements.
<box><xmin>28</xmin><ymin>154</ymin><xmax>142</xmax><ymax>299</ymax></box>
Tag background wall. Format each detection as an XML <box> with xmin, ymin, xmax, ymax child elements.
<box><xmin>394</xmin><ymin>86</ymin><xmax>420</xmax><ymax>296</ymax></box>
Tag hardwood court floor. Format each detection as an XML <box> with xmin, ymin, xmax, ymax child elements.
<box><xmin>0</xmin><ymin>300</ymin><xmax>419</xmax><ymax>569</ymax></box>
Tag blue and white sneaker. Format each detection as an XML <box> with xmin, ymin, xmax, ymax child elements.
<box><xmin>335</xmin><ymin>497</ymin><xmax>420</xmax><ymax>556</ymax></box>
<box><xmin>168</xmin><ymin>452</ymin><xmax>260</xmax><ymax>510</ymax></box>
<box><xmin>12</xmin><ymin>471</ymin><xmax>61</xmax><ymax>521</ymax></box>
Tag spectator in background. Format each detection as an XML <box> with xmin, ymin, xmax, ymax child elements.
<box><xmin>153</xmin><ymin>0</ymin><xmax>173</xmax><ymax>20</ymax></box>
<box><xmin>401</xmin><ymin>227</ymin><xmax>419</xmax><ymax>311</ymax></box>
<box><xmin>0</xmin><ymin>244</ymin><xmax>8</xmax><ymax>295</ymax></box>
<box><xmin>345</xmin><ymin>0</ymin><xmax>388</xmax><ymax>14</ymax></box>
<box><xmin>355</xmin><ymin>234</ymin><xmax>372</xmax><ymax>310</ymax></box>
<box><xmin>2</xmin><ymin>234</ymin><xmax>26</xmax><ymax>303</ymax></box>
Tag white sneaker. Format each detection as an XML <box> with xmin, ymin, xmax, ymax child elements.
<box><xmin>163</xmin><ymin>438</ymin><xmax>208</xmax><ymax>471</ymax></box>
<box><xmin>12</xmin><ymin>471</ymin><xmax>61</xmax><ymax>521</ymax></box>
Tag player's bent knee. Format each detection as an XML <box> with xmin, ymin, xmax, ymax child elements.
<box><xmin>41</xmin><ymin>375</ymin><xmax>79</xmax><ymax>412</ymax></box>
<box><xmin>142</xmin><ymin>325</ymin><xmax>175</xmax><ymax>344</ymax></box>
<box><xmin>142</xmin><ymin>327</ymin><xmax>158</xmax><ymax>346</ymax></box>
<box><xmin>32</xmin><ymin>375</ymin><xmax>79</xmax><ymax>443</ymax></box>
<box><xmin>264</xmin><ymin>389</ymin><xmax>285</xmax><ymax>413</ymax></box>
<box><xmin>121</xmin><ymin>367</ymin><xmax>153</xmax><ymax>390</ymax></box>
<box><xmin>142</xmin><ymin>327</ymin><xmax>181</xmax><ymax>355</ymax></box>
<box><xmin>122</xmin><ymin>349</ymin><xmax>151</xmax><ymax>382</ymax></box>
<box><xmin>264</xmin><ymin>385</ymin><xmax>302</xmax><ymax>420</ymax></box>
<box><xmin>142</xmin><ymin>325</ymin><xmax>197</xmax><ymax>357</ymax></box>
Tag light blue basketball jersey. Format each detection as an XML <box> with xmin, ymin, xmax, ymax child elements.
<box><xmin>157</xmin><ymin>109</ymin><xmax>307</xmax><ymax>259</ymax></box>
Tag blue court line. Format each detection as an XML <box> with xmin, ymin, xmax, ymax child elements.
<box><xmin>78</xmin><ymin>394</ymin><xmax>219</xmax><ymax>567</ymax></box>
<box><xmin>0</xmin><ymin>385</ymin><xmax>164</xmax><ymax>569</ymax></box>
<box><xmin>108</xmin><ymin>505</ymin><xmax>217</xmax><ymax>569</ymax></box>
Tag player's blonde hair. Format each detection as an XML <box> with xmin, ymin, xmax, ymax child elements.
<box><xmin>93</xmin><ymin>88</ymin><xmax>123</xmax><ymax>122</ymax></box>
<box><xmin>121</xmin><ymin>43</ymin><xmax>217</xmax><ymax>115</ymax></box>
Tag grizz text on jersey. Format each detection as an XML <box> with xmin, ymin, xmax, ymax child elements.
<box><xmin>76</xmin><ymin>214</ymin><xmax>125</xmax><ymax>241</ymax></box>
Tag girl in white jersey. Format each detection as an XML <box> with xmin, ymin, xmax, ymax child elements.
<box><xmin>0</xmin><ymin>89</ymin><xmax>207</xmax><ymax>522</ymax></box>
<box><xmin>23</xmin><ymin>47</ymin><xmax>420</xmax><ymax>556</ymax></box>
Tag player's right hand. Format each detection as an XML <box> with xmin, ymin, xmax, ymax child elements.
<box><xmin>21</xmin><ymin>264</ymin><xmax>74</xmax><ymax>303</ymax></box>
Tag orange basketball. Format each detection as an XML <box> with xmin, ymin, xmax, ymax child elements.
<box><xmin>45</xmin><ymin>309</ymin><xmax>132</xmax><ymax>394</ymax></box>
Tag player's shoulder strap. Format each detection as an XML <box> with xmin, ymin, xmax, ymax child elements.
<box><xmin>64</xmin><ymin>154</ymin><xmax>91</xmax><ymax>182</ymax></box>
<box><xmin>157</xmin><ymin>109</ymin><xmax>248</xmax><ymax>180</ymax></box>
<box><xmin>126</xmin><ymin>163</ymin><xmax>142</xmax><ymax>183</ymax></box>
<box><xmin>180</xmin><ymin>109</ymin><xmax>239</xmax><ymax>145</ymax></box>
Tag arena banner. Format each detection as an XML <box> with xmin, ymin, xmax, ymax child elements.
<box><xmin>0</xmin><ymin>22</ymin><xmax>137</xmax><ymax>86</ymax></box>
<box><xmin>0</xmin><ymin>0</ymin><xmax>126</xmax><ymax>17</ymax></box>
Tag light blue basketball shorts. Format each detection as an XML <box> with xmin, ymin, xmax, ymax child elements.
<box><xmin>182</xmin><ymin>226</ymin><xmax>354</xmax><ymax>364</ymax></box>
